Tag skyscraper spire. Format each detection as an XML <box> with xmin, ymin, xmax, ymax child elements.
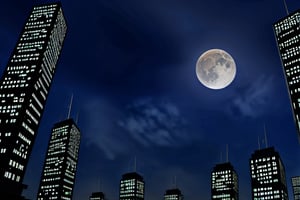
<box><xmin>134</xmin><ymin>156</ymin><xmax>137</xmax><ymax>172</ymax></box>
<box><xmin>67</xmin><ymin>94</ymin><xmax>73</xmax><ymax>119</ymax></box>
<box><xmin>226</xmin><ymin>144</ymin><xmax>229</xmax><ymax>162</ymax></box>
<box><xmin>75</xmin><ymin>111</ymin><xmax>80</xmax><ymax>124</ymax></box>
<box><xmin>264</xmin><ymin>124</ymin><xmax>268</xmax><ymax>148</ymax></box>
<box><xmin>283</xmin><ymin>0</ymin><xmax>289</xmax><ymax>15</ymax></box>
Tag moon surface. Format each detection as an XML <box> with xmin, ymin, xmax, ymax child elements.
<box><xmin>196</xmin><ymin>49</ymin><xmax>236</xmax><ymax>90</ymax></box>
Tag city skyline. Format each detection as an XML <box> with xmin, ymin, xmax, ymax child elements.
<box><xmin>0</xmin><ymin>0</ymin><xmax>300</xmax><ymax>200</ymax></box>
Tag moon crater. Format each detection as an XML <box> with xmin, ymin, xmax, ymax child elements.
<box><xmin>196</xmin><ymin>49</ymin><xmax>236</xmax><ymax>90</ymax></box>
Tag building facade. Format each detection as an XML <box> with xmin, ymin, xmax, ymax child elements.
<box><xmin>90</xmin><ymin>192</ymin><xmax>105</xmax><ymax>200</ymax></box>
<box><xmin>37</xmin><ymin>119</ymin><xmax>81</xmax><ymax>200</ymax></box>
<box><xmin>0</xmin><ymin>3</ymin><xmax>67</xmax><ymax>198</ymax></box>
<box><xmin>273</xmin><ymin>10</ymin><xmax>300</xmax><ymax>141</ymax></box>
<box><xmin>250</xmin><ymin>147</ymin><xmax>288</xmax><ymax>200</ymax></box>
<box><xmin>292</xmin><ymin>176</ymin><xmax>300</xmax><ymax>200</ymax></box>
<box><xmin>211</xmin><ymin>162</ymin><xmax>239</xmax><ymax>200</ymax></box>
<box><xmin>164</xmin><ymin>188</ymin><xmax>183</xmax><ymax>200</ymax></box>
<box><xmin>119</xmin><ymin>172</ymin><xmax>145</xmax><ymax>200</ymax></box>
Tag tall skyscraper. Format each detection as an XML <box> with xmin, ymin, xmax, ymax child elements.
<box><xmin>119</xmin><ymin>172</ymin><xmax>145</xmax><ymax>200</ymax></box>
<box><xmin>89</xmin><ymin>192</ymin><xmax>105</xmax><ymax>200</ymax></box>
<box><xmin>250</xmin><ymin>147</ymin><xmax>288</xmax><ymax>200</ymax></box>
<box><xmin>211</xmin><ymin>162</ymin><xmax>239</xmax><ymax>200</ymax></box>
<box><xmin>0</xmin><ymin>3</ymin><xmax>67</xmax><ymax>199</ymax></box>
<box><xmin>164</xmin><ymin>188</ymin><xmax>184</xmax><ymax>200</ymax></box>
<box><xmin>37</xmin><ymin>118</ymin><xmax>81</xmax><ymax>200</ymax></box>
<box><xmin>273</xmin><ymin>10</ymin><xmax>300</xmax><ymax>141</ymax></box>
<box><xmin>292</xmin><ymin>176</ymin><xmax>300</xmax><ymax>200</ymax></box>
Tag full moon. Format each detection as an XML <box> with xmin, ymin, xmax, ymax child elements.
<box><xmin>196</xmin><ymin>49</ymin><xmax>236</xmax><ymax>90</ymax></box>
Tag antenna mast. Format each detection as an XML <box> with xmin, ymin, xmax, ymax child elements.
<box><xmin>220</xmin><ymin>151</ymin><xmax>223</xmax><ymax>163</ymax></box>
<box><xmin>264</xmin><ymin>124</ymin><xmax>268</xmax><ymax>148</ymax></box>
<box><xmin>67</xmin><ymin>94</ymin><xmax>73</xmax><ymax>119</ymax></box>
<box><xmin>134</xmin><ymin>156</ymin><xmax>137</xmax><ymax>172</ymax></box>
<box><xmin>258</xmin><ymin>135</ymin><xmax>261</xmax><ymax>150</ymax></box>
<box><xmin>226</xmin><ymin>144</ymin><xmax>229</xmax><ymax>162</ymax></box>
<box><xmin>75</xmin><ymin>111</ymin><xmax>80</xmax><ymax>124</ymax></box>
<box><xmin>283</xmin><ymin>0</ymin><xmax>289</xmax><ymax>15</ymax></box>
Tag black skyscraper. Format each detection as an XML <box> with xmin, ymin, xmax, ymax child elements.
<box><xmin>292</xmin><ymin>176</ymin><xmax>300</xmax><ymax>200</ymax></box>
<box><xmin>211</xmin><ymin>162</ymin><xmax>239</xmax><ymax>200</ymax></box>
<box><xmin>273</xmin><ymin>10</ymin><xmax>300</xmax><ymax>141</ymax></box>
<box><xmin>250</xmin><ymin>147</ymin><xmax>288</xmax><ymax>200</ymax></box>
<box><xmin>119</xmin><ymin>172</ymin><xmax>145</xmax><ymax>200</ymax></box>
<box><xmin>37</xmin><ymin>118</ymin><xmax>81</xmax><ymax>200</ymax></box>
<box><xmin>0</xmin><ymin>3</ymin><xmax>67</xmax><ymax>199</ymax></box>
<box><xmin>164</xmin><ymin>188</ymin><xmax>184</xmax><ymax>200</ymax></box>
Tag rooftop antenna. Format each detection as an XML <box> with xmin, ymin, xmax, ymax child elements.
<box><xmin>283</xmin><ymin>0</ymin><xmax>289</xmax><ymax>15</ymax></box>
<box><xmin>264</xmin><ymin>124</ymin><xmax>269</xmax><ymax>148</ymax></box>
<box><xmin>67</xmin><ymin>94</ymin><xmax>73</xmax><ymax>119</ymax></box>
<box><xmin>220</xmin><ymin>151</ymin><xmax>223</xmax><ymax>163</ymax></box>
<box><xmin>174</xmin><ymin>175</ymin><xmax>177</xmax><ymax>188</ymax></box>
<box><xmin>226</xmin><ymin>144</ymin><xmax>229</xmax><ymax>162</ymax></box>
<box><xmin>258</xmin><ymin>135</ymin><xmax>261</xmax><ymax>150</ymax></box>
<box><xmin>134</xmin><ymin>156</ymin><xmax>137</xmax><ymax>172</ymax></box>
<box><xmin>75</xmin><ymin>111</ymin><xmax>80</xmax><ymax>124</ymax></box>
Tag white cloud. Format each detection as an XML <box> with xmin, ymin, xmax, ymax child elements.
<box><xmin>82</xmin><ymin>97</ymin><xmax>128</xmax><ymax>160</ymax></box>
<box><xmin>230</xmin><ymin>75</ymin><xmax>273</xmax><ymax>118</ymax></box>
<box><xmin>118</xmin><ymin>98</ymin><xmax>188</xmax><ymax>147</ymax></box>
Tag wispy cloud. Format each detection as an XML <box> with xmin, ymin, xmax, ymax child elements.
<box><xmin>82</xmin><ymin>97</ymin><xmax>188</xmax><ymax>160</ymax></box>
<box><xmin>118</xmin><ymin>98</ymin><xmax>188</xmax><ymax>147</ymax></box>
<box><xmin>82</xmin><ymin>97</ymin><xmax>128</xmax><ymax>160</ymax></box>
<box><xmin>229</xmin><ymin>75</ymin><xmax>273</xmax><ymax>118</ymax></box>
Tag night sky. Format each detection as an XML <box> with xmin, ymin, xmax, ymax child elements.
<box><xmin>1</xmin><ymin>0</ymin><xmax>300</xmax><ymax>200</ymax></box>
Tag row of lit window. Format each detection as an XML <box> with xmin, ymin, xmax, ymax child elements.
<box><xmin>33</xmin><ymin>5</ymin><xmax>57</xmax><ymax>11</ymax></box>
<box><xmin>24</xmin><ymin>23</ymin><xmax>51</xmax><ymax>31</ymax></box>
<box><xmin>9</xmin><ymin>159</ymin><xmax>24</xmax><ymax>171</ymax></box>
<box><xmin>35</xmin><ymin>77</ymin><xmax>49</xmax><ymax>100</ymax></box>
<box><xmin>282</xmin><ymin>49</ymin><xmax>300</xmax><ymax>60</ymax></box>
<box><xmin>12</xmin><ymin>146</ymin><xmax>27</xmax><ymax>159</ymax></box>
<box><xmin>18</xmin><ymin>132</ymin><xmax>31</xmax><ymax>145</ymax></box>
<box><xmin>274</xmin><ymin>14</ymin><xmax>299</xmax><ymax>33</ymax></box>
<box><xmin>286</xmin><ymin>64</ymin><xmax>300</xmax><ymax>74</ymax></box>
<box><xmin>280</xmin><ymin>35</ymin><xmax>299</xmax><ymax>49</ymax></box>
<box><xmin>4</xmin><ymin>171</ymin><xmax>20</xmax><ymax>182</ymax></box>
<box><xmin>50</xmin><ymin>137</ymin><xmax>68</xmax><ymax>145</ymax></box>
<box><xmin>26</xmin><ymin>109</ymin><xmax>38</xmax><ymax>124</ymax></box>
<box><xmin>29</xmin><ymin>102</ymin><xmax>41</xmax><ymax>117</ymax></box>
<box><xmin>40</xmin><ymin>184</ymin><xmax>59</xmax><ymax>189</ymax></box>
<box><xmin>0</xmin><ymin>82</ymin><xmax>29</xmax><ymax>89</ymax></box>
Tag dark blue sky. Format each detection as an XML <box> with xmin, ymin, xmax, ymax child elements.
<box><xmin>1</xmin><ymin>0</ymin><xmax>300</xmax><ymax>199</ymax></box>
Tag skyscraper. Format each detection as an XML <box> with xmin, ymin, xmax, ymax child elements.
<box><xmin>273</xmin><ymin>10</ymin><xmax>300</xmax><ymax>141</ymax></box>
<box><xmin>211</xmin><ymin>162</ymin><xmax>239</xmax><ymax>200</ymax></box>
<box><xmin>37</xmin><ymin>118</ymin><xmax>81</xmax><ymax>200</ymax></box>
<box><xmin>164</xmin><ymin>188</ymin><xmax>184</xmax><ymax>200</ymax></box>
<box><xmin>250</xmin><ymin>147</ymin><xmax>288</xmax><ymax>200</ymax></box>
<box><xmin>292</xmin><ymin>176</ymin><xmax>300</xmax><ymax>200</ymax></box>
<box><xmin>89</xmin><ymin>192</ymin><xmax>105</xmax><ymax>200</ymax></box>
<box><xmin>119</xmin><ymin>172</ymin><xmax>145</xmax><ymax>200</ymax></box>
<box><xmin>0</xmin><ymin>3</ymin><xmax>67</xmax><ymax>199</ymax></box>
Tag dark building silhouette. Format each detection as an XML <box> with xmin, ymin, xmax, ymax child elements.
<box><xmin>164</xmin><ymin>188</ymin><xmax>183</xmax><ymax>200</ymax></box>
<box><xmin>37</xmin><ymin>118</ymin><xmax>81</xmax><ymax>200</ymax></box>
<box><xmin>89</xmin><ymin>192</ymin><xmax>105</xmax><ymax>200</ymax></box>
<box><xmin>273</xmin><ymin>10</ymin><xmax>300</xmax><ymax>142</ymax></box>
<box><xmin>211</xmin><ymin>162</ymin><xmax>238</xmax><ymax>200</ymax></box>
<box><xmin>0</xmin><ymin>2</ymin><xmax>67</xmax><ymax>199</ymax></box>
<box><xmin>292</xmin><ymin>176</ymin><xmax>300</xmax><ymax>200</ymax></box>
<box><xmin>250</xmin><ymin>147</ymin><xmax>288</xmax><ymax>200</ymax></box>
<box><xmin>119</xmin><ymin>172</ymin><xmax>145</xmax><ymax>200</ymax></box>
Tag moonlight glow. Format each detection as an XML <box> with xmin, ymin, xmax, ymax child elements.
<box><xmin>196</xmin><ymin>49</ymin><xmax>236</xmax><ymax>90</ymax></box>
